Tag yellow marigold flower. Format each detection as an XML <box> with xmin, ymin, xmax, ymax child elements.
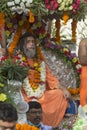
<box><xmin>0</xmin><ymin>93</ymin><xmax>7</xmax><ymax>101</ymax></box>
<box><xmin>5</xmin><ymin>30</ymin><xmax>11</xmax><ymax>37</ymax></box>
<box><xmin>34</xmin><ymin>63</ymin><xmax>38</xmax><ymax>67</ymax></box>
<box><xmin>72</xmin><ymin>57</ymin><xmax>77</xmax><ymax>63</ymax></box>
<box><xmin>63</xmin><ymin>48</ymin><xmax>69</xmax><ymax>52</ymax></box>
<box><xmin>7</xmin><ymin>22</ymin><xmax>13</xmax><ymax>28</ymax></box>
<box><xmin>33</xmin><ymin>88</ymin><xmax>37</xmax><ymax>92</ymax></box>
<box><xmin>16</xmin><ymin>124</ymin><xmax>21</xmax><ymax>130</ymax></box>
<box><xmin>22</xmin><ymin>56</ymin><xmax>26</xmax><ymax>61</ymax></box>
<box><xmin>18</xmin><ymin>20</ymin><xmax>24</xmax><ymax>26</ymax></box>
<box><xmin>37</xmin><ymin>22</ymin><xmax>41</xmax><ymax>27</ymax></box>
<box><xmin>38</xmin><ymin>68</ymin><xmax>42</xmax><ymax>72</ymax></box>
<box><xmin>62</xmin><ymin>12</ymin><xmax>69</xmax><ymax>25</ymax></box>
<box><xmin>0</xmin><ymin>83</ymin><xmax>4</xmax><ymax>87</ymax></box>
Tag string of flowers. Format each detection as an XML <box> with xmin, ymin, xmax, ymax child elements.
<box><xmin>71</xmin><ymin>19</ymin><xmax>78</xmax><ymax>43</ymax></box>
<box><xmin>16</xmin><ymin>123</ymin><xmax>39</xmax><ymax>130</ymax></box>
<box><xmin>8</xmin><ymin>19</ymin><xmax>33</xmax><ymax>56</ymax></box>
<box><xmin>0</xmin><ymin>12</ymin><xmax>5</xmax><ymax>42</ymax></box>
<box><xmin>55</xmin><ymin>19</ymin><xmax>61</xmax><ymax>43</ymax></box>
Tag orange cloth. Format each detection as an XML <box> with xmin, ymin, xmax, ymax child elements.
<box><xmin>80</xmin><ymin>66</ymin><xmax>87</xmax><ymax>106</ymax></box>
<box><xmin>22</xmin><ymin>64</ymin><xmax>68</xmax><ymax>127</ymax></box>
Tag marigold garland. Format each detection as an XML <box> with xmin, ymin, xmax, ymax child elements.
<box><xmin>67</xmin><ymin>87</ymin><xmax>80</xmax><ymax>95</ymax></box>
<box><xmin>71</xmin><ymin>19</ymin><xmax>77</xmax><ymax>43</ymax></box>
<box><xmin>26</xmin><ymin>41</ymin><xmax>46</xmax><ymax>90</ymax></box>
<box><xmin>29</xmin><ymin>10</ymin><xmax>35</xmax><ymax>23</ymax></box>
<box><xmin>8</xmin><ymin>27</ymin><xmax>22</xmax><ymax>56</ymax></box>
<box><xmin>56</xmin><ymin>19</ymin><xmax>60</xmax><ymax>43</ymax></box>
<box><xmin>16</xmin><ymin>124</ymin><xmax>39</xmax><ymax>130</ymax></box>
<box><xmin>0</xmin><ymin>13</ymin><xmax>5</xmax><ymax>26</ymax></box>
<box><xmin>28</xmin><ymin>59</ymin><xmax>41</xmax><ymax>90</ymax></box>
<box><xmin>8</xmin><ymin>20</ymin><xmax>33</xmax><ymax>56</ymax></box>
<box><xmin>0</xmin><ymin>12</ymin><xmax>5</xmax><ymax>41</ymax></box>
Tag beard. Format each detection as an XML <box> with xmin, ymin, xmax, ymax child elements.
<box><xmin>23</xmin><ymin>46</ymin><xmax>37</xmax><ymax>59</ymax></box>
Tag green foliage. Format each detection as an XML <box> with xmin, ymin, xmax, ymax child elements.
<box><xmin>0</xmin><ymin>58</ymin><xmax>29</xmax><ymax>82</ymax></box>
<box><xmin>0</xmin><ymin>0</ymin><xmax>12</xmax><ymax>17</ymax></box>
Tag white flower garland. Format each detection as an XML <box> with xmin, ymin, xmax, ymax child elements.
<box><xmin>23</xmin><ymin>61</ymin><xmax>46</xmax><ymax>99</ymax></box>
<box><xmin>7</xmin><ymin>0</ymin><xmax>33</xmax><ymax>14</ymax></box>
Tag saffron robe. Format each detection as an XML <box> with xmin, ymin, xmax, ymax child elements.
<box><xmin>22</xmin><ymin>65</ymin><xmax>68</xmax><ymax>127</ymax></box>
<box><xmin>80</xmin><ymin>66</ymin><xmax>87</xmax><ymax>106</ymax></box>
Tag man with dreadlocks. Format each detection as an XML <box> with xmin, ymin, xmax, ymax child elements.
<box><xmin>16</xmin><ymin>32</ymin><xmax>70</xmax><ymax>128</ymax></box>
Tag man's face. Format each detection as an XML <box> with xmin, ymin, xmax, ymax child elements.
<box><xmin>0</xmin><ymin>120</ymin><xmax>16</xmax><ymax>130</ymax></box>
<box><xmin>23</xmin><ymin>36</ymin><xmax>37</xmax><ymax>59</ymax></box>
<box><xmin>27</xmin><ymin>108</ymin><xmax>42</xmax><ymax>125</ymax></box>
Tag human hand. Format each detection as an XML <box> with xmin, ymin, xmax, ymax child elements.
<box><xmin>62</xmin><ymin>88</ymin><xmax>71</xmax><ymax>99</ymax></box>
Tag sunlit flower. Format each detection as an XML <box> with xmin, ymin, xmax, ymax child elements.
<box><xmin>0</xmin><ymin>93</ymin><xmax>7</xmax><ymax>101</ymax></box>
<box><xmin>0</xmin><ymin>83</ymin><xmax>4</xmax><ymax>87</ymax></box>
<box><xmin>5</xmin><ymin>30</ymin><xmax>11</xmax><ymax>37</ymax></box>
<box><xmin>14</xmin><ymin>0</ymin><xmax>20</xmax><ymax>4</ymax></box>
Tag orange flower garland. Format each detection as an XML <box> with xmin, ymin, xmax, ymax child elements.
<box><xmin>0</xmin><ymin>13</ymin><xmax>5</xmax><ymax>26</ymax></box>
<box><xmin>8</xmin><ymin>20</ymin><xmax>33</xmax><ymax>56</ymax></box>
<box><xmin>71</xmin><ymin>19</ymin><xmax>77</xmax><ymax>43</ymax></box>
<box><xmin>16</xmin><ymin>124</ymin><xmax>39</xmax><ymax>130</ymax></box>
<box><xmin>27</xmin><ymin>59</ymin><xmax>41</xmax><ymax>90</ymax></box>
<box><xmin>56</xmin><ymin>19</ymin><xmax>60</xmax><ymax>43</ymax></box>
<box><xmin>0</xmin><ymin>12</ymin><xmax>5</xmax><ymax>41</ymax></box>
<box><xmin>29</xmin><ymin>10</ymin><xmax>35</xmax><ymax>23</ymax></box>
<box><xmin>67</xmin><ymin>87</ymin><xmax>80</xmax><ymax>95</ymax></box>
<box><xmin>26</xmin><ymin>44</ymin><xmax>45</xmax><ymax>90</ymax></box>
<box><xmin>8</xmin><ymin>27</ymin><xmax>22</xmax><ymax>56</ymax></box>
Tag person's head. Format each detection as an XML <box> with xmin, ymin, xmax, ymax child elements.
<box><xmin>18</xmin><ymin>32</ymin><xmax>37</xmax><ymax>59</ymax></box>
<box><xmin>26</xmin><ymin>101</ymin><xmax>42</xmax><ymax>127</ymax></box>
<box><xmin>0</xmin><ymin>102</ymin><xmax>18</xmax><ymax>130</ymax></box>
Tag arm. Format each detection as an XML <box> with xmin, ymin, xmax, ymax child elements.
<box><xmin>78</xmin><ymin>38</ymin><xmax>87</xmax><ymax>66</ymax></box>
